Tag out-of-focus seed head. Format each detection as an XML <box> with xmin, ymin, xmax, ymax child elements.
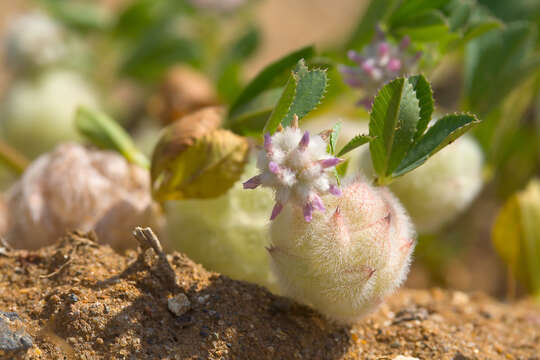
<box><xmin>151</xmin><ymin>107</ymin><xmax>249</xmax><ymax>201</ymax></box>
<box><xmin>166</xmin><ymin>160</ymin><xmax>278</xmax><ymax>291</ymax></box>
<box><xmin>0</xmin><ymin>69</ymin><xmax>100</xmax><ymax>158</ymax></box>
<box><xmin>4</xmin><ymin>12</ymin><xmax>66</xmax><ymax>71</ymax></box>
<box><xmin>358</xmin><ymin>135</ymin><xmax>484</xmax><ymax>233</ymax></box>
<box><xmin>5</xmin><ymin>143</ymin><xmax>160</xmax><ymax>250</ymax></box>
<box><xmin>147</xmin><ymin>66</ymin><xmax>218</xmax><ymax>125</ymax></box>
<box><xmin>339</xmin><ymin>31</ymin><xmax>421</xmax><ymax>109</ymax></box>
<box><xmin>243</xmin><ymin>122</ymin><xmax>342</xmax><ymax>222</ymax></box>
<box><xmin>269</xmin><ymin>179</ymin><xmax>416</xmax><ymax>323</ymax></box>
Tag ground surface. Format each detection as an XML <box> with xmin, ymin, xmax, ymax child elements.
<box><xmin>0</xmin><ymin>233</ymin><xmax>538</xmax><ymax>360</ymax></box>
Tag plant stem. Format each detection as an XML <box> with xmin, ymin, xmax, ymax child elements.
<box><xmin>0</xmin><ymin>140</ymin><xmax>29</xmax><ymax>175</ymax></box>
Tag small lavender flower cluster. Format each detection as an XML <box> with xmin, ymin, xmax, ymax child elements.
<box><xmin>339</xmin><ymin>31</ymin><xmax>421</xmax><ymax>109</ymax></box>
<box><xmin>243</xmin><ymin>117</ymin><xmax>342</xmax><ymax>222</ymax></box>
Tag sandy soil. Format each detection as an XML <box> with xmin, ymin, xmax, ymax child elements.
<box><xmin>0</xmin><ymin>232</ymin><xmax>538</xmax><ymax>360</ymax></box>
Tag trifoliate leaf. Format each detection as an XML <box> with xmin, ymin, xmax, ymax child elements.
<box><xmin>392</xmin><ymin>113</ymin><xmax>480</xmax><ymax>177</ymax></box>
<box><xmin>408</xmin><ymin>74</ymin><xmax>434</xmax><ymax>140</ymax></box>
<box><xmin>369</xmin><ymin>77</ymin><xmax>421</xmax><ymax>180</ymax></box>
<box><xmin>264</xmin><ymin>60</ymin><xmax>328</xmax><ymax>134</ymax></box>
<box><xmin>329</xmin><ymin>122</ymin><xmax>342</xmax><ymax>155</ymax></box>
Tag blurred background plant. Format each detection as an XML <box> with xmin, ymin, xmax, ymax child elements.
<box><xmin>1</xmin><ymin>0</ymin><xmax>540</xmax><ymax>302</ymax></box>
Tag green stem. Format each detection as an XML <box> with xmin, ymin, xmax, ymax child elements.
<box><xmin>0</xmin><ymin>141</ymin><xmax>29</xmax><ymax>175</ymax></box>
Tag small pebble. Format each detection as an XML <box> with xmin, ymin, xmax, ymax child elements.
<box><xmin>168</xmin><ymin>293</ymin><xmax>191</xmax><ymax>317</ymax></box>
<box><xmin>393</xmin><ymin>356</ymin><xmax>420</xmax><ymax>360</ymax></box>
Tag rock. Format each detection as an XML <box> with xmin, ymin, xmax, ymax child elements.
<box><xmin>0</xmin><ymin>311</ymin><xmax>33</xmax><ymax>357</ymax></box>
<box><xmin>393</xmin><ymin>356</ymin><xmax>420</xmax><ymax>360</ymax></box>
<box><xmin>168</xmin><ymin>293</ymin><xmax>191</xmax><ymax>316</ymax></box>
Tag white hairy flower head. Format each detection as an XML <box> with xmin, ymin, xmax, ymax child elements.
<box><xmin>4</xmin><ymin>12</ymin><xmax>65</xmax><ymax>70</ymax></box>
<box><xmin>269</xmin><ymin>179</ymin><xmax>416</xmax><ymax>323</ymax></box>
<box><xmin>5</xmin><ymin>143</ymin><xmax>159</xmax><ymax>250</ymax></box>
<box><xmin>243</xmin><ymin>119</ymin><xmax>342</xmax><ymax>222</ymax></box>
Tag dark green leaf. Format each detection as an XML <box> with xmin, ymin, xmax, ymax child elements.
<box><xmin>392</xmin><ymin>10</ymin><xmax>455</xmax><ymax>42</ymax></box>
<box><xmin>229</xmin><ymin>88</ymin><xmax>283</xmax><ymax>135</ymax></box>
<box><xmin>75</xmin><ymin>106</ymin><xmax>149</xmax><ymax>169</ymax></box>
<box><xmin>408</xmin><ymin>75</ymin><xmax>434</xmax><ymax>140</ymax></box>
<box><xmin>228</xmin><ymin>46</ymin><xmax>315</xmax><ymax>120</ymax></box>
<box><xmin>346</xmin><ymin>0</ymin><xmax>400</xmax><ymax>50</ymax></box>
<box><xmin>337</xmin><ymin>134</ymin><xmax>373</xmax><ymax>157</ymax></box>
<box><xmin>393</xmin><ymin>113</ymin><xmax>480</xmax><ymax>176</ymax></box>
<box><xmin>369</xmin><ymin>78</ymin><xmax>421</xmax><ymax>179</ymax></box>
<box><xmin>390</xmin><ymin>0</ymin><xmax>451</xmax><ymax>27</ymax></box>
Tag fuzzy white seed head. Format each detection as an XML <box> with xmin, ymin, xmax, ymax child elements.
<box><xmin>244</xmin><ymin>124</ymin><xmax>342</xmax><ymax>222</ymax></box>
<box><xmin>358</xmin><ymin>135</ymin><xmax>484</xmax><ymax>233</ymax></box>
<box><xmin>4</xmin><ymin>12</ymin><xmax>65</xmax><ymax>71</ymax></box>
<box><xmin>166</xmin><ymin>161</ymin><xmax>277</xmax><ymax>290</ymax></box>
<box><xmin>0</xmin><ymin>70</ymin><xmax>100</xmax><ymax>158</ymax></box>
<box><xmin>5</xmin><ymin>143</ymin><xmax>160</xmax><ymax>250</ymax></box>
<box><xmin>269</xmin><ymin>179</ymin><xmax>416</xmax><ymax>323</ymax></box>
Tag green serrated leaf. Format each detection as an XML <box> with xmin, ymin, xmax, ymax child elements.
<box><xmin>369</xmin><ymin>78</ymin><xmax>421</xmax><ymax>179</ymax></box>
<box><xmin>228</xmin><ymin>46</ymin><xmax>315</xmax><ymax>120</ymax></box>
<box><xmin>264</xmin><ymin>76</ymin><xmax>297</xmax><ymax>134</ymax></box>
<box><xmin>337</xmin><ymin>134</ymin><xmax>373</xmax><ymax>157</ymax></box>
<box><xmin>264</xmin><ymin>60</ymin><xmax>328</xmax><ymax>134</ymax></box>
<box><xmin>393</xmin><ymin>113</ymin><xmax>480</xmax><ymax>177</ymax></box>
<box><xmin>329</xmin><ymin>122</ymin><xmax>342</xmax><ymax>155</ymax></box>
<box><xmin>408</xmin><ymin>75</ymin><xmax>434</xmax><ymax>140</ymax></box>
<box><xmin>75</xmin><ymin>106</ymin><xmax>149</xmax><ymax>169</ymax></box>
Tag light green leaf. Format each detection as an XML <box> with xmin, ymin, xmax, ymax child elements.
<box><xmin>335</xmin><ymin>158</ymin><xmax>350</xmax><ymax>184</ymax></box>
<box><xmin>75</xmin><ymin>106</ymin><xmax>149</xmax><ymax>169</ymax></box>
<box><xmin>228</xmin><ymin>46</ymin><xmax>315</xmax><ymax>120</ymax></box>
<box><xmin>337</xmin><ymin>134</ymin><xmax>374</xmax><ymax>157</ymax></box>
<box><xmin>393</xmin><ymin>10</ymin><xmax>456</xmax><ymax>43</ymax></box>
<box><xmin>369</xmin><ymin>78</ymin><xmax>421</xmax><ymax>179</ymax></box>
<box><xmin>393</xmin><ymin>113</ymin><xmax>480</xmax><ymax>176</ymax></box>
<box><xmin>408</xmin><ymin>74</ymin><xmax>434</xmax><ymax>140</ymax></box>
<box><xmin>329</xmin><ymin>122</ymin><xmax>342</xmax><ymax>155</ymax></box>
<box><xmin>389</xmin><ymin>0</ymin><xmax>451</xmax><ymax>27</ymax></box>
<box><xmin>493</xmin><ymin>179</ymin><xmax>540</xmax><ymax>297</ymax></box>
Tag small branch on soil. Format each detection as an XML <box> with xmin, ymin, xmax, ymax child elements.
<box><xmin>39</xmin><ymin>256</ymin><xmax>73</xmax><ymax>278</ymax></box>
<box><xmin>132</xmin><ymin>227</ymin><xmax>178</xmax><ymax>290</ymax></box>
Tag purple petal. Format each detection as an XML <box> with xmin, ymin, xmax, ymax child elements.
<box><xmin>329</xmin><ymin>184</ymin><xmax>341</xmax><ymax>196</ymax></box>
<box><xmin>319</xmin><ymin>157</ymin><xmax>342</xmax><ymax>169</ymax></box>
<box><xmin>243</xmin><ymin>175</ymin><xmax>262</xmax><ymax>189</ymax></box>
<box><xmin>268</xmin><ymin>161</ymin><xmax>280</xmax><ymax>174</ymax></box>
<box><xmin>264</xmin><ymin>133</ymin><xmax>272</xmax><ymax>153</ymax></box>
<box><xmin>347</xmin><ymin>50</ymin><xmax>365</xmax><ymax>64</ymax></box>
<box><xmin>303</xmin><ymin>202</ymin><xmax>313</xmax><ymax>222</ymax></box>
<box><xmin>270</xmin><ymin>203</ymin><xmax>283</xmax><ymax>220</ymax></box>
<box><xmin>298</xmin><ymin>131</ymin><xmax>310</xmax><ymax>151</ymax></box>
<box><xmin>311</xmin><ymin>193</ymin><xmax>325</xmax><ymax>212</ymax></box>
<box><xmin>361</xmin><ymin>61</ymin><xmax>375</xmax><ymax>74</ymax></box>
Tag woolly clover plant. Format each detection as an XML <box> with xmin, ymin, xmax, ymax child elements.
<box><xmin>243</xmin><ymin>59</ymin><xmax>480</xmax><ymax>322</ymax></box>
